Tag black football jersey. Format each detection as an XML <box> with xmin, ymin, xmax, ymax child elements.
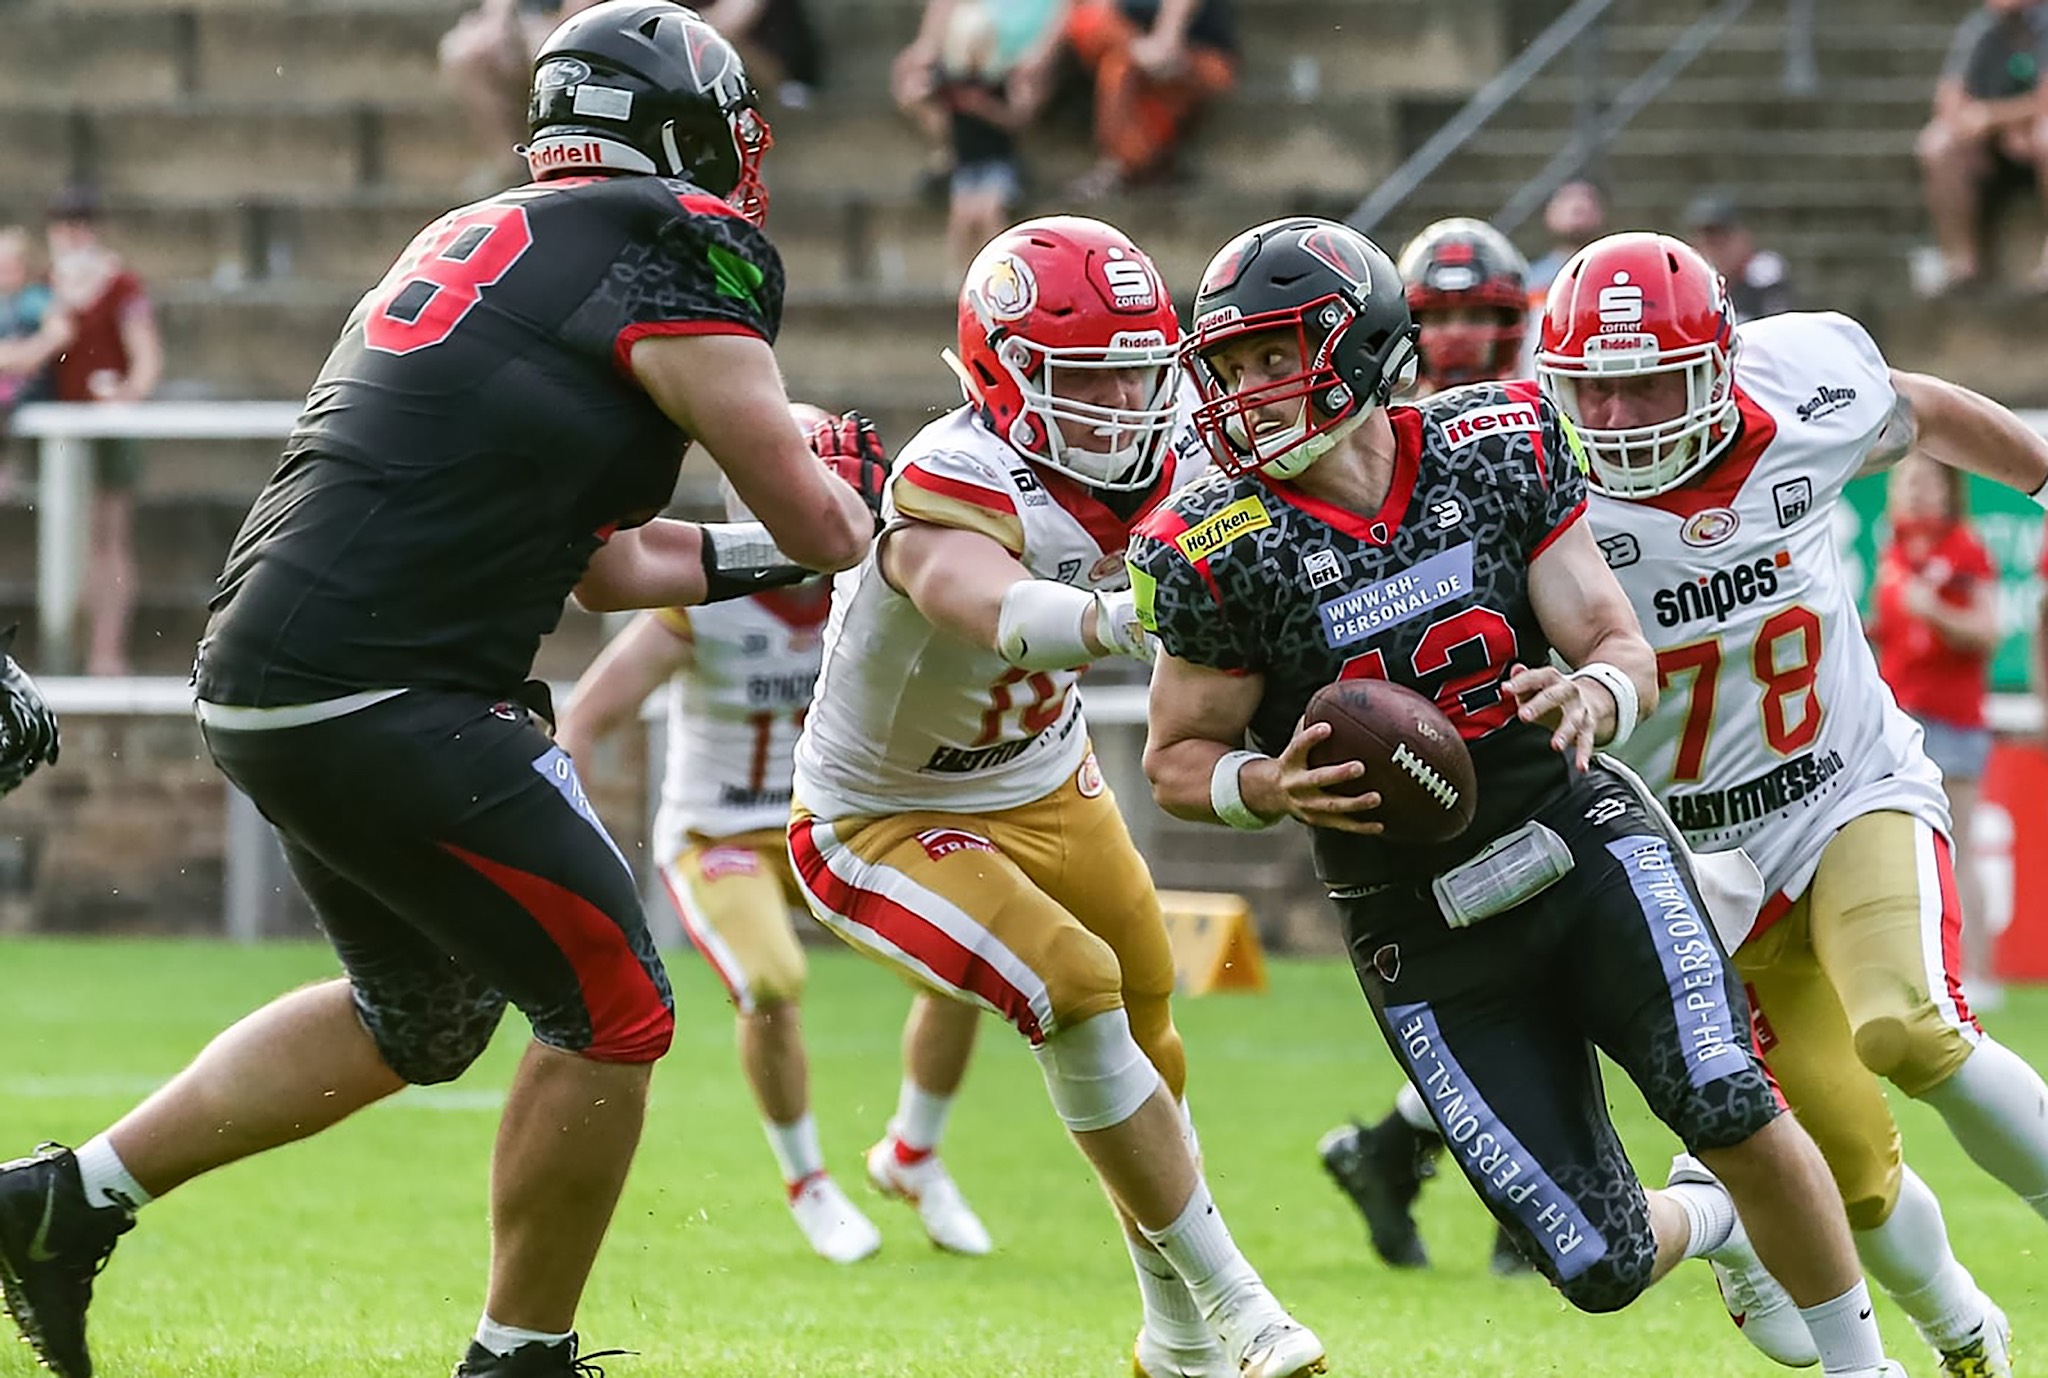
<box><xmin>1129</xmin><ymin>381</ymin><xmax>1589</xmax><ymax>888</ymax></box>
<box><xmin>195</xmin><ymin>174</ymin><xmax>784</xmax><ymax>707</ymax></box>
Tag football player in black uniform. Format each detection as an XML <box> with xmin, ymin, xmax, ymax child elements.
<box><xmin>1131</xmin><ymin>218</ymin><xmax>1905</xmax><ymax>1378</ymax></box>
<box><xmin>1318</xmin><ymin>215</ymin><xmax>1540</xmax><ymax>1277</ymax></box>
<box><xmin>0</xmin><ymin>625</ymin><xmax>60</xmax><ymax>799</ymax></box>
<box><xmin>0</xmin><ymin>6</ymin><xmax>881</xmax><ymax>1378</ymax></box>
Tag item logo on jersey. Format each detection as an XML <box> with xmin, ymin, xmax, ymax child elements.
<box><xmin>1795</xmin><ymin>385</ymin><xmax>1857</xmax><ymax>422</ymax></box>
<box><xmin>916</xmin><ymin>827</ymin><xmax>998</xmax><ymax>861</ymax></box>
<box><xmin>1772</xmin><ymin>477</ymin><xmax>1813</xmax><ymax>527</ymax></box>
<box><xmin>1009</xmin><ymin>467</ymin><xmax>1050</xmax><ymax>507</ymax></box>
<box><xmin>697</xmin><ymin>846</ymin><xmax>763</xmax><ymax>882</ymax></box>
<box><xmin>978</xmin><ymin>254</ymin><xmax>1037</xmax><ymax>322</ymax></box>
<box><xmin>1429</xmin><ymin>498</ymin><xmax>1464</xmax><ymax>529</ymax></box>
<box><xmin>1099</xmin><ymin>252</ymin><xmax>1159</xmax><ymax>311</ymax></box>
<box><xmin>1440</xmin><ymin>403</ymin><xmax>1538</xmax><ymax>449</ymax></box>
<box><xmin>1174</xmin><ymin>495</ymin><xmax>1271</xmax><ymax>562</ymax></box>
<box><xmin>1076</xmin><ymin>752</ymin><xmax>1106</xmax><ymax>798</ymax></box>
<box><xmin>1597</xmin><ymin>532</ymin><xmax>1641</xmax><ymax>569</ymax></box>
<box><xmin>1679</xmin><ymin>506</ymin><xmax>1741</xmax><ymax>548</ymax></box>
<box><xmin>1303</xmin><ymin>547</ymin><xmax>1346</xmax><ymax>589</ymax></box>
<box><xmin>1652</xmin><ymin>551</ymin><xmax>1790</xmax><ymax>627</ymax></box>
<box><xmin>1598</xmin><ymin>273</ymin><xmax>1644</xmax><ymax>327</ymax></box>
<box><xmin>1318</xmin><ymin>542</ymin><xmax>1473</xmax><ymax>648</ymax></box>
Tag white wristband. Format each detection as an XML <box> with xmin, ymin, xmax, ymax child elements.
<box><xmin>1210</xmin><ymin>749</ymin><xmax>1279</xmax><ymax>830</ymax></box>
<box><xmin>1570</xmin><ymin>662</ymin><xmax>1639</xmax><ymax>750</ymax></box>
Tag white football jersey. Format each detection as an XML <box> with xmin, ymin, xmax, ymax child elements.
<box><xmin>652</xmin><ymin>587</ymin><xmax>828</xmax><ymax>857</ymax></box>
<box><xmin>1592</xmin><ymin>312</ymin><xmax>1948</xmax><ymax>904</ymax></box>
<box><xmin>793</xmin><ymin>400</ymin><xmax>1209</xmax><ymax>818</ymax></box>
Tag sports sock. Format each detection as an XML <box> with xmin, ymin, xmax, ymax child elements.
<box><xmin>1394</xmin><ymin>1080</ymin><xmax>1436</xmax><ymax>1135</ymax></box>
<box><xmin>1140</xmin><ymin>1181</ymin><xmax>1263</xmax><ymax>1323</ymax></box>
<box><xmin>474</xmin><ymin>1317</ymin><xmax>572</xmax><ymax>1358</ymax></box>
<box><xmin>888</xmin><ymin>1079</ymin><xmax>955</xmax><ymax>1163</ymax></box>
<box><xmin>1854</xmin><ymin>1166</ymin><xmax>1984</xmax><ymax>1349</ymax></box>
<box><xmin>74</xmin><ymin>1134</ymin><xmax>152</xmax><ymax>1212</ymax></box>
<box><xmin>1664</xmin><ymin>1177</ymin><xmax>1737</xmax><ymax>1260</ymax></box>
<box><xmin>1916</xmin><ymin>1039</ymin><xmax>2048</xmax><ymax>1221</ymax></box>
<box><xmin>1125</xmin><ymin>1231</ymin><xmax>1211</xmax><ymax>1350</ymax></box>
<box><xmin>761</xmin><ymin>1113</ymin><xmax>824</xmax><ymax>1192</ymax></box>
<box><xmin>1802</xmin><ymin>1280</ymin><xmax>1886</xmax><ymax>1377</ymax></box>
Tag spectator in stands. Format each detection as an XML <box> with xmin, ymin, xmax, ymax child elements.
<box><xmin>440</xmin><ymin>0</ymin><xmax>603</xmax><ymax>192</ymax></box>
<box><xmin>1683</xmin><ymin>189</ymin><xmax>1797</xmax><ymax>322</ymax></box>
<box><xmin>45</xmin><ymin>187</ymin><xmax>161</xmax><ymax>678</ymax></box>
<box><xmin>0</xmin><ymin>227</ymin><xmax>71</xmax><ymax>500</ymax></box>
<box><xmin>892</xmin><ymin>0</ymin><xmax>1065</xmax><ymax>203</ymax></box>
<box><xmin>1525</xmin><ymin>179</ymin><xmax>1607</xmax><ymax>294</ymax></box>
<box><xmin>1871</xmin><ymin>454</ymin><xmax>2003</xmax><ymax>1004</ymax></box>
<box><xmin>699</xmin><ymin>0</ymin><xmax>825</xmax><ymax>109</ymax></box>
<box><xmin>923</xmin><ymin>2</ymin><xmax>1029</xmax><ymax>274</ymax></box>
<box><xmin>1062</xmin><ymin>0</ymin><xmax>1239</xmax><ymax>201</ymax></box>
<box><xmin>1915</xmin><ymin>0</ymin><xmax>2048</xmax><ymax>294</ymax></box>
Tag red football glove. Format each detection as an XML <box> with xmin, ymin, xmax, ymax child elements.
<box><xmin>807</xmin><ymin>409</ymin><xmax>890</xmax><ymax>530</ymax></box>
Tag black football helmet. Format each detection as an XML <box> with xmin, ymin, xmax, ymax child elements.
<box><xmin>526</xmin><ymin>0</ymin><xmax>773</xmax><ymax>224</ymax></box>
<box><xmin>1397</xmin><ymin>217</ymin><xmax>1530</xmax><ymax>390</ymax></box>
<box><xmin>1184</xmin><ymin>217</ymin><xmax>1418</xmax><ymax>480</ymax></box>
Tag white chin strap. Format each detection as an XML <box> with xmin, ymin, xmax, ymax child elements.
<box><xmin>523</xmin><ymin>131</ymin><xmax>659</xmax><ymax>180</ymax></box>
<box><xmin>1233</xmin><ymin>407</ymin><xmax>1368</xmax><ymax>481</ymax></box>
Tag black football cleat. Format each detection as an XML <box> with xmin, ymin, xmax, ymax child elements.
<box><xmin>452</xmin><ymin>1336</ymin><xmax>633</xmax><ymax>1377</ymax></box>
<box><xmin>0</xmin><ymin>1144</ymin><xmax>135</xmax><ymax>1378</ymax></box>
<box><xmin>1317</xmin><ymin>1116</ymin><xmax>1438</xmax><ymax>1269</ymax></box>
<box><xmin>1488</xmin><ymin>1221</ymin><xmax>1539</xmax><ymax>1277</ymax></box>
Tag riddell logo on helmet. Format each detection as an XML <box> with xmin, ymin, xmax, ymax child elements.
<box><xmin>530</xmin><ymin>139</ymin><xmax>606</xmax><ymax>170</ymax></box>
<box><xmin>1440</xmin><ymin>403</ymin><xmax>1537</xmax><ymax>448</ymax></box>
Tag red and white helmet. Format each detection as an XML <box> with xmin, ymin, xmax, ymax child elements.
<box><xmin>1536</xmin><ymin>231</ymin><xmax>1739</xmax><ymax>498</ymax></box>
<box><xmin>949</xmin><ymin>216</ymin><xmax>1181</xmax><ymax>490</ymax></box>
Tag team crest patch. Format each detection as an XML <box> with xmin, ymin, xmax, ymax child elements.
<box><xmin>698</xmin><ymin>845</ymin><xmax>762</xmax><ymax>882</ymax></box>
<box><xmin>1088</xmin><ymin>551</ymin><xmax>1126</xmax><ymax>583</ymax></box>
<box><xmin>1679</xmin><ymin>506</ymin><xmax>1741</xmax><ymax>548</ymax></box>
<box><xmin>977</xmin><ymin>253</ymin><xmax>1037</xmax><ymax>322</ymax></box>
<box><xmin>1175</xmin><ymin>495</ymin><xmax>1271</xmax><ymax>562</ymax></box>
<box><xmin>917</xmin><ymin>827</ymin><xmax>998</xmax><ymax>861</ymax></box>
<box><xmin>1076</xmin><ymin>752</ymin><xmax>1106</xmax><ymax>798</ymax></box>
<box><xmin>1318</xmin><ymin>543</ymin><xmax>1473</xmax><ymax>648</ymax></box>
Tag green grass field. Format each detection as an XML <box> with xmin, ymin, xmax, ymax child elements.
<box><xmin>0</xmin><ymin>940</ymin><xmax>2042</xmax><ymax>1377</ymax></box>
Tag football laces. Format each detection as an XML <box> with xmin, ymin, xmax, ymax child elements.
<box><xmin>1391</xmin><ymin>742</ymin><xmax>1459</xmax><ymax>810</ymax></box>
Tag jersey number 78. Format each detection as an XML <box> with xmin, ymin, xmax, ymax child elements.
<box><xmin>1657</xmin><ymin>604</ymin><xmax>1823</xmax><ymax>782</ymax></box>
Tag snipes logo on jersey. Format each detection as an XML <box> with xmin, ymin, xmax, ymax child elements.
<box><xmin>1441</xmin><ymin>403</ymin><xmax>1538</xmax><ymax>449</ymax></box>
<box><xmin>1174</xmin><ymin>495</ymin><xmax>1271</xmax><ymax>562</ymax></box>
<box><xmin>1319</xmin><ymin>543</ymin><xmax>1474</xmax><ymax>647</ymax></box>
<box><xmin>1651</xmin><ymin>550</ymin><xmax>1791</xmax><ymax>627</ymax></box>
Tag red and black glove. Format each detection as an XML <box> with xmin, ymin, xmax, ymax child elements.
<box><xmin>807</xmin><ymin>409</ymin><xmax>890</xmax><ymax>531</ymax></box>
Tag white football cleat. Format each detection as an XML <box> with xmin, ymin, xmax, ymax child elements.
<box><xmin>1920</xmin><ymin>1299</ymin><xmax>2012</xmax><ymax>1378</ymax></box>
<box><xmin>866</xmin><ymin>1137</ymin><xmax>993</xmax><ymax>1256</ymax></box>
<box><xmin>1212</xmin><ymin>1294</ymin><xmax>1327</xmax><ymax>1378</ymax></box>
<box><xmin>1668</xmin><ymin>1154</ymin><xmax>1817</xmax><ymax>1368</ymax></box>
<box><xmin>788</xmin><ymin>1172</ymin><xmax>881</xmax><ymax>1264</ymax></box>
<box><xmin>1132</xmin><ymin>1327</ymin><xmax>1233</xmax><ymax>1378</ymax></box>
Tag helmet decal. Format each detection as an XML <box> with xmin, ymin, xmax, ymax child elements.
<box><xmin>1098</xmin><ymin>253</ymin><xmax>1159</xmax><ymax>312</ymax></box>
<box><xmin>1597</xmin><ymin>274</ymin><xmax>1644</xmax><ymax>326</ymax></box>
<box><xmin>977</xmin><ymin>254</ymin><xmax>1038</xmax><ymax>322</ymax></box>
<box><xmin>1300</xmin><ymin>226</ymin><xmax>1373</xmax><ymax>288</ymax></box>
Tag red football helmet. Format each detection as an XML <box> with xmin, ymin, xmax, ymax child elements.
<box><xmin>950</xmin><ymin>216</ymin><xmax>1181</xmax><ymax>490</ymax></box>
<box><xmin>1536</xmin><ymin>231</ymin><xmax>1738</xmax><ymax>498</ymax></box>
<box><xmin>1397</xmin><ymin>217</ymin><xmax>1530</xmax><ymax>390</ymax></box>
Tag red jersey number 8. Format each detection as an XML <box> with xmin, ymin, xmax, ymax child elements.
<box><xmin>363</xmin><ymin>204</ymin><xmax>535</xmax><ymax>356</ymax></box>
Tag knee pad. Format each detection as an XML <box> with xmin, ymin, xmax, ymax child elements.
<box><xmin>1032</xmin><ymin>1008</ymin><xmax>1165</xmax><ymax>1132</ymax></box>
<box><xmin>1555</xmin><ymin>1245</ymin><xmax>1656</xmax><ymax>1315</ymax></box>
<box><xmin>1853</xmin><ymin>1009</ymin><xmax>1973</xmax><ymax>1097</ymax></box>
<box><xmin>355</xmin><ymin>984</ymin><xmax>508</xmax><ymax>1086</ymax></box>
<box><xmin>1039</xmin><ymin>922</ymin><xmax>1126</xmax><ymax>1031</ymax></box>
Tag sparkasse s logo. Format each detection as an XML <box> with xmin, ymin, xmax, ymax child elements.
<box><xmin>1440</xmin><ymin>403</ymin><xmax>1538</xmax><ymax>448</ymax></box>
<box><xmin>1652</xmin><ymin>550</ymin><xmax>1792</xmax><ymax>627</ymax></box>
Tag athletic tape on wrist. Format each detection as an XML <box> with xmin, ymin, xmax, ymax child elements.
<box><xmin>1210</xmin><ymin>749</ymin><xmax>1279</xmax><ymax>830</ymax></box>
<box><xmin>1570</xmin><ymin>662</ymin><xmax>1639</xmax><ymax>749</ymax></box>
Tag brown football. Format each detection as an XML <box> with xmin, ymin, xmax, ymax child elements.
<box><xmin>1304</xmin><ymin>678</ymin><xmax>1479</xmax><ymax>843</ymax></box>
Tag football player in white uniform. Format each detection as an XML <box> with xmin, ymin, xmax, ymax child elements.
<box><xmin>1316</xmin><ymin>215</ymin><xmax>1542</xmax><ymax>1279</ymax></box>
<box><xmin>558</xmin><ymin>451</ymin><xmax>990</xmax><ymax>1266</ymax></box>
<box><xmin>1541</xmin><ymin>231</ymin><xmax>2048</xmax><ymax>1378</ymax></box>
<box><xmin>790</xmin><ymin>217</ymin><xmax>1326</xmax><ymax>1378</ymax></box>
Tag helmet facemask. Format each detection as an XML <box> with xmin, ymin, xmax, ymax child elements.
<box><xmin>985</xmin><ymin>329</ymin><xmax>1181</xmax><ymax>490</ymax></box>
<box><xmin>1187</xmin><ymin>297</ymin><xmax>1385</xmax><ymax>481</ymax></box>
<box><xmin>1539</xmin><ymin>336</ymin><xmax>1737</xmax><ymax>498</ymax></box>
